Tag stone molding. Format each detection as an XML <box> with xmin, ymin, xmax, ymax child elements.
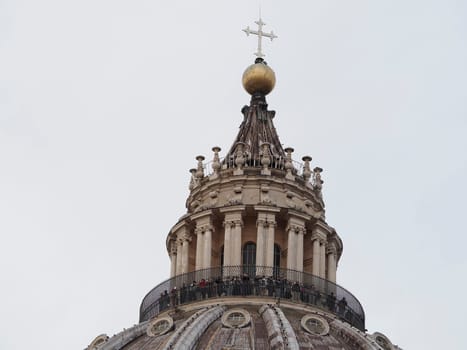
<box><xmin>256</xmin><ymin>218</ymin><xmax>277</xmax><ymax>228</ymax></box>
<box><xmin>254</xmin><ymin>205</ymin><xmax>281</xmax><ymax>213</ymax></box>
<box><xmin>287</xmin><ymin>223</ymin><xmax>306</xmax><ymax>234</ymax></box>
<box><xmin>259</xmin><ymin>304</ymin><xmax>299</xmax><ymax>350</ymax></box>
<box><xmin>223</xmin><ymin>219</ymin><xmax>244</xmax><ymax>228</ymax></box>
<box><xmin>311</xmin><ymin>220</ymin><xmax>332</xmax><ymax>241</ymax></box>
<box><xmin>169</xmin><ymin>240</ymin><xmax>178</xmax><ymax>256</ymax></box>
<box><xmin>161</xmin><ymin>306</ymin><xmax>226</xmax><ymax>350</ymax></box>
<box><xmin>221</xmin><ymin>308</ymin><xmax>251</xmax><ymax>329</ymax></box>
<box><xmin>146</xmin><ymin>316</ymin><xmax>174</xmax><ymax>337</ymax></box>
<box><xmin>186</xmin><ymin>173</ymin><xmax>325</xmax><ymax>219</ymax></box>
<box><xmin>194</xmin><ymin>224</ymin><xmax>214</xmax><ymax>235</ymax></box>
<box><xmin>326</xmin><ymin>242</ymin><xmax>338</xmax><ymax>256</ymax></box>
<box><xmin>178</xmin><ymin>231</ymin><xmax>192</xmax><ymax>243</ymax></box>
<box><xmin>330</xmin><ymin>319</ymin><xmax>376</xmax><ymax>350</ymax></box>
<box><xmin>301</xmin><ymin>314</ymin><xmax>330</xmax><ymax>336</ymax></box>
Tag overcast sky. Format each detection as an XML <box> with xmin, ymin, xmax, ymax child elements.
<box><xmin>1</xmin><ymin>1</ymin><xmax>466</xmax><ymax>349</ymax></box>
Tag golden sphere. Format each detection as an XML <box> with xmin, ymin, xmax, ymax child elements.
<box><xmin>242</xmin><ymin>62</ymin><xmax>276</xmax><ymax>95</ymax></box>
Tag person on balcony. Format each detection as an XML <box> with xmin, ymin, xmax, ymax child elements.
<box><xmin>292</xmin><ymin>281</ymin><xmax>300</xmax><ymax>301</ymax></box>
<box><xmin>338</xmin><ymin>296</ymin><xmax>348</xmax><ymax>316</ymax></box>
<box><xmin>327</xmin><ymin>292</ymin><xmax>336</xmax><ymax>311</ymax></box>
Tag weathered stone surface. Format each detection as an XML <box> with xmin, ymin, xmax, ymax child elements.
<box><xmin>98</xmin><ymin>301</ymin><xmax>398</xmax><ymax>350</ymax></box>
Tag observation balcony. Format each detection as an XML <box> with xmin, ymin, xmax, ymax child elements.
<box><xmin>139</xmin><ymin>266</ymin><xmax>365</xmax><ymax>331</ymax></box>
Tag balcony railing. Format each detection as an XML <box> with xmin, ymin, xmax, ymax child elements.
<box><xmin>139</xmin><ymin>265</ymin><xmax>365</xmax><ymax>331</ymax></box>
<box><xmin>203</xmin><ymin>156</ymin><xmax>305</xmax><ymax>177</ymax></box>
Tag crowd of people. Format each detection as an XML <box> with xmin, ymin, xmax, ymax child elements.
<box><xmin>154</xmin><ymin>274</ymin><xmax>359</xmax><ymax>327</ymax></box>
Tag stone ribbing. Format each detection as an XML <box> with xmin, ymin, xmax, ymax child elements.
<box><xmin>161</xmin><ymin>305</ymin><xmax>225</xmax><ymax>350</ymax></box>
<box><xmin>259</xmin><ymin>305</ymin><xmax>299</xmax><ymax>350</ymax></box>
<box><xmin>98</xmin><ymin>322</ymin><xmax>148</xmax><ymax>350</ymax></box>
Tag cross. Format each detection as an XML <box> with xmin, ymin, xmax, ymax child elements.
<box><xmin>243</xmin><ymin>18</ymin><xmax>277</xmax><ymax>58</ymax></box>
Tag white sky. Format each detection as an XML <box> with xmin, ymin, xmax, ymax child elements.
<box><xmin>1</xmin><ymin>1</ymin><xmax>466</xmax><ymax>349</ymax></box>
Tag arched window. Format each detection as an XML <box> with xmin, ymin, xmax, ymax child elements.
<box><xmin>274</xmin><ymin>244</ymin><xmax>281</xmax><ymax>277</ymax></box>
<box><xmin>242</xmin><ymin>242</ymin><xmax>256</xmax><ymax>276</ymax></box>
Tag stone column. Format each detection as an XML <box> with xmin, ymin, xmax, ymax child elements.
<box><xmin>223</xmin><ymin>221</ymin><xmax>232</xmax><ymax>268</ymax></box>
<box><xmin>172</xmin><ymin>221</ymin><xmax>188</xmax><ymax>277</ymax></box>
<box><xmin>195</xmin><ymin>228</ymin><xmax>204</xmax><ymax>271</ymax></box>
<box><xmin>326</xmin><ymin>244</ymin><xmax>337</xmax><ymax>283</ymax></box>
<box><xmin>181</xmin><ymin>233</ymin><xmax>191</xmax><ymax>274</ymax></box>
<box><xmin>176</xmin><ymin>240</ymin><xmax>183</xmax><ymax>275</ymax></box>
<box><xmin>319</xmin><ymin>241</ymin><xmax>326</xmax><ymax>279</ymax></box>
<box><xmin>265</xmin><ymin>220</ymin><xmax>276</xmax><ymax>269</ymax></box>
<box><xmin>256</xmin><ymin>214</ymin><xmax>267</xmax><ymax>267</ymax></box>
<box><xmin>286</xmin><ymin>227</ymin><xmax>297</xmax><ymax>271</ymax></box>
<box><xmin>192</xmin><ymin>211</ymin><xmax>214</xmax><ymax>272</ymax></box>
<box><xmin>296</xmin><ymin>228</ymin><xmax>305</xmax><ymax>272</ymax></box>
<box><xmin>220</xmin><ymin>207</ymin><xmax>245</xmax><ymax>275</ymax></box>
<box><xmin>231</xmin><ymin>218</ymin><xmax>243</xmax><ymax>266</ymax></box>
<box><xmin>203</xmin><ymin>226</ymin><xmax>213</xmax><ymax>269</ymax></box>
<box><xmin>169</xmin><ymin>240</ymin><xmax>178</xmax><ymax>278</ymax></box>
<box><xmin>286</xmin><ymin>212</ymin><xmax>308</xmax><ymax>275</ymax></box>
<box><xmin>255</xmin><ymin>208</ymin><xmax>279</xmax><ymax>276</ymax></box>
<box><xmin>311</xmin><ymin>237</ymin><xmax>320</xmax><ymax>277</ymax></box>
<box><xmin>311</xmin><ymin>221</ymin><xmax>331</xmax><ymax>280</ymax></box>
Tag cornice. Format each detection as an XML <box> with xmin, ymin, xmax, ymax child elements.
<box><xmin>190</xmin><ymin>209</ymin><xmax>214</xmax><ymax>221</ymax></box>
<box><xmin>219</xmin><ymin>205</ymin><xmax>246</xmax><ymax>214</ymax></box>
<box><xmin>254</xmin><ymin>205</ymin><xmax>281</xmax><ymax>213</ymax></box>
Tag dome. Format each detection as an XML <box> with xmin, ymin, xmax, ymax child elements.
<box><xmin>87</xmin><ymin>299</ymin><xmax>401</xmax><ymax>350</ymax></box>
<box><xmin>242</xmin><ymin>58</ymin><xmax>276</xmax><ymax>95</ymax></box>
<box><xmin>86</xmin><ymin>16</ymin><xmax>403</xmax><ymax>350</ymax></box>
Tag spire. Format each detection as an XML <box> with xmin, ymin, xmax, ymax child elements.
<box><xmin>225</xmin><ymin>96</ymin><xmax>285</xmax><ymax>163</ymax></box>
<box><xmin>225</xmin><ymin>20</ymin><xmax>283</xmax><ymax>165</ymax></box>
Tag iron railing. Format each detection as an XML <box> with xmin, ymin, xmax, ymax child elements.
<box><xmin>139</xmin><ymin>265</ymin><xmax>365</xmax><ymax>331</ymax></box>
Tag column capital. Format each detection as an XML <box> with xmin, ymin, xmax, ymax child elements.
<box><xmin>221</xmin><ymin>206</ymin><xmax>245</xmax><ymax>228</ymax></box>
<box><xmin>195</xmin><ymin>223</ymin><xmax>214</xmax><ymax>235</ymax></box>
<box><xmin>179</xmin><ymin>231</ymin><xmax>192</xmax><ymax>243</ymax></box>
<box><xmin>311</xmin><ymin>231</ymin><xmax>326</xmax><ymax>242</ymax></box>
<box><xmin>286</xmin><ymin>223</ymin><xmax>306</xmax><ymax>235</ymax></box>
<box><xmin>326</xmin><ymin>243</ymin><xmax>337</xmax><ymax>256</ymax></box>
<box><xmin>286</xmin><ymin>212</ymin><xmax>307</xmax><ymax>235</ymax></box>
<box><xmin>256</xmin><ymin>219</ymin><xmax>277</xmax><ymax>228</ymax></box>
<box><xmin>169</xmin><ymin>240</ymin><xmax>178</xmax><ymax>256</ymax></box>
<box><xmin>223</xmin><ymin>219</ymin><xmax>243</xmax><ymax>228</ymax></box>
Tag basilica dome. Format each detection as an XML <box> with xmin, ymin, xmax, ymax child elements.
<box><xmin>86</xmin><ymin>17</ymin><xmax>402</xmax><ymax>350</ymax></box>
<box><xmin>88</xmin><ymin>299</ymin><xmax>399</xmax><ymax>350</ymax></box>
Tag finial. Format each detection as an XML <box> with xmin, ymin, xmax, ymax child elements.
<box><xmin>189</xmin><ymin>168</ymin><xmax>197</xmax><ymax>190</ymax></box>
<box><xmin>284</xmin><ymin>147</ymin><xmax>295</xmax><ymax>180</ymax></box>
<box><xmin>302</xmin><ymin>156</ymin><xmax>312</xmax><ymax>184</ymax></box>
<box><xmin>313</xmin><ymin>167</ymin><xmax>323</xmax><ymax>193</ymax></box>
<box><xmin>195</xmin><ymin>156</ymin><xmax>205</xmax><ymax>179</ymax></box>
<box><xmin>241</xmin><ymin>16</ymin><xmax>277</xmax><ymax>96</ymax></box>
<box><xmin>243</xmin><ymin>17</ymin><xmax>277</xmax><ymax>58</ymax></box>
<box><xmin>210</xmin><ymin>146</ymin><xmax>221</xmax><ymax>179</ymax></box>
